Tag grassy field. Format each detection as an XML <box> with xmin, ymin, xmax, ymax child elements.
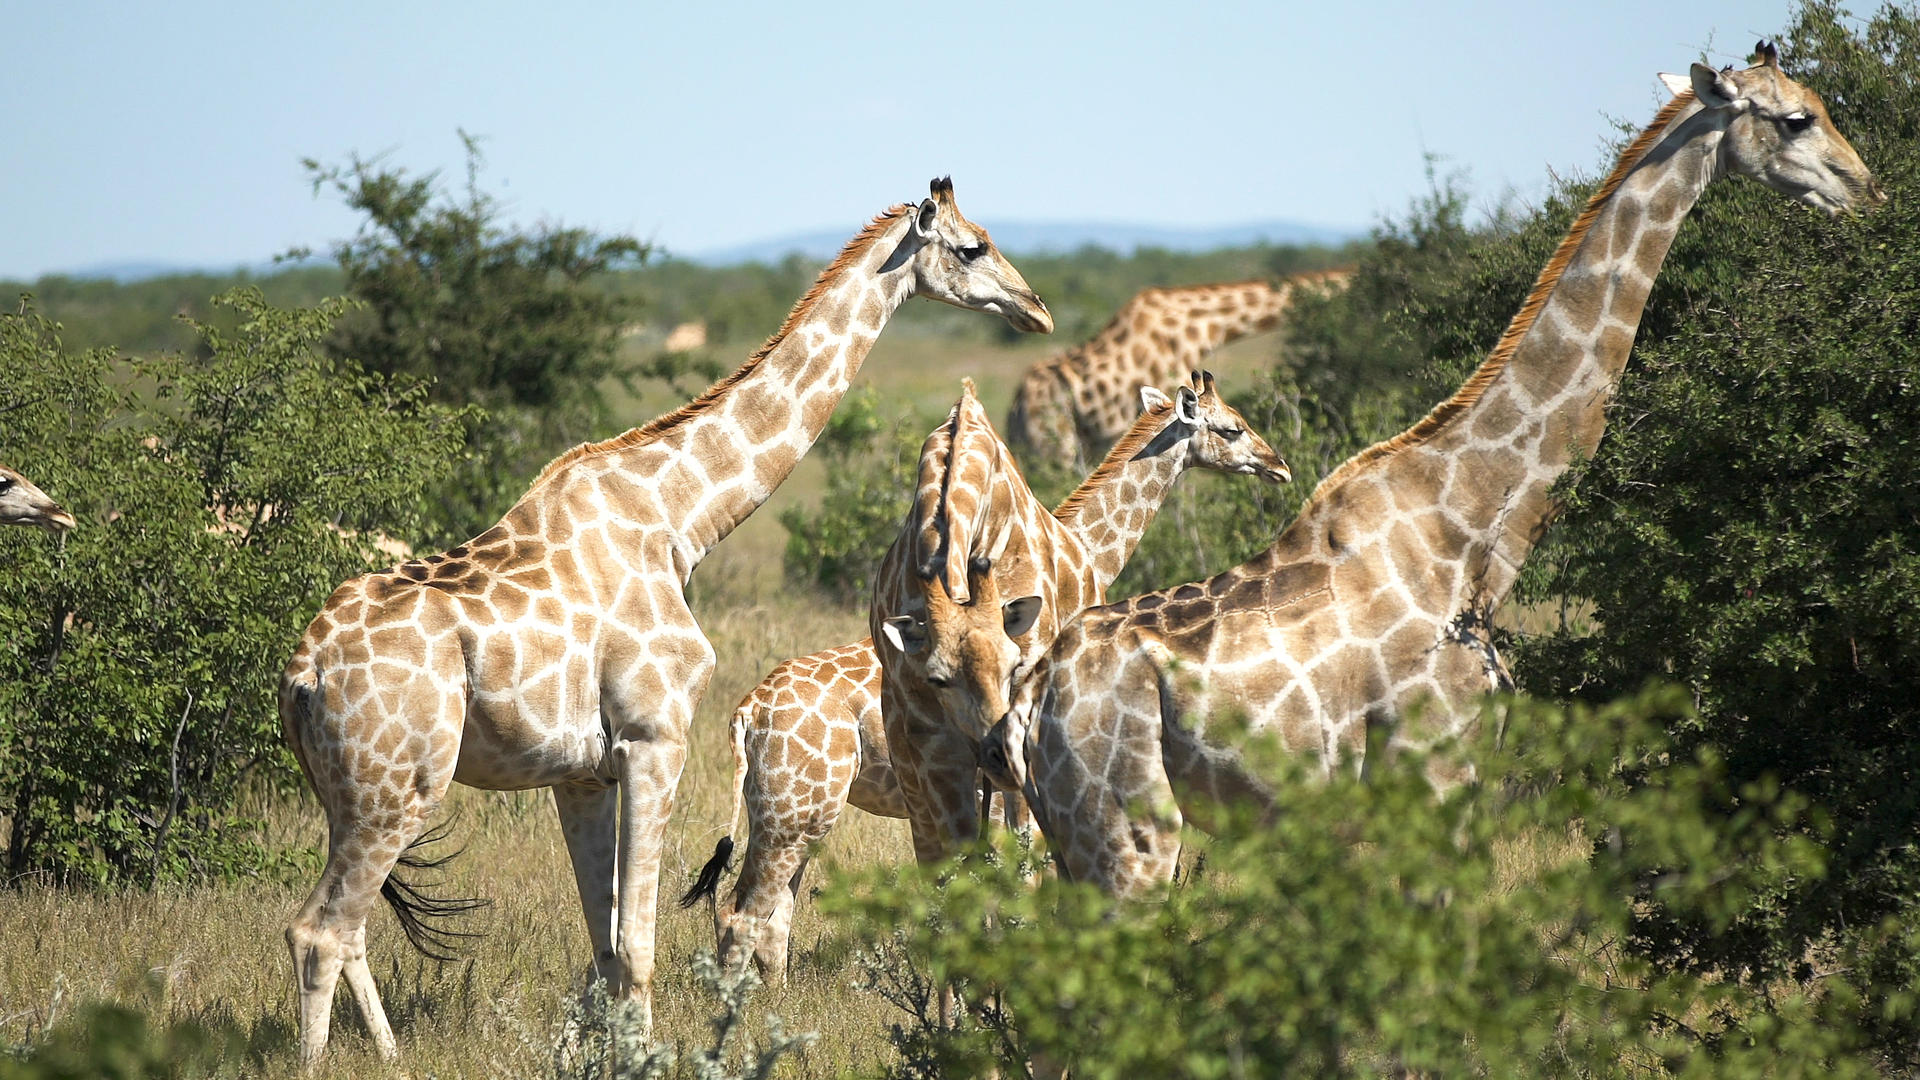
<box><xmin>0</xmin><ymin>318</ymin><xmax>1289</xmax><ymax>1076</ymax></box>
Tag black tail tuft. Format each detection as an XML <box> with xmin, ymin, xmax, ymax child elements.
<box><xmin>678</xmin><ymin>836</ymin><xmax>734</xmax><ymax>908</ymax></box>
<box><xmin>379</xmin><ymin>819</ymin><xmax>491</xmax><ymax>962</ymax></box>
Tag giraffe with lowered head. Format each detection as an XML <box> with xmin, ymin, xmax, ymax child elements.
<box><xmin>872</xmin><ymin>376</ymin><xmax>1287</xmax><ymax>869</ymax></box>
<box><xmin>0</xmin><ymin>465</ymin><xmax>76</xmax><ymax>533</ymax></box>
<box><xmin>681</xmin><ymin>372</ymin><xmax>1288</xmax><ymax>979</ymax></box>
<box><xmin>1004</xmin><ymin>46</ymin><xmax>1885</xmax><ymax>896</ymax></box>
<box><xmin>278</xmin><ymin>179</ymin><xmax>1052</xmax><ymax>1065</ymax></box>
<box><xmin>1006</xmin><ymin>272</ymin><xmax>1347</xmax><ymax>468</ymax></box>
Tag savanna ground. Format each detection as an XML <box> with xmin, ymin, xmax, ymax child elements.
<box><xmin>0</xmin><ymin>327</ymin><xmax>1294</xmax><ymax>1076</ymax></box>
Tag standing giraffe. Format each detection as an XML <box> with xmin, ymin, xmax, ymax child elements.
<box><xmin>1009</xmin><ymin>49</ymin><xmax>1884</xmax><ymax>896</ymax></box>
<box><xmin>0</xmin><ymin>465</ymin><xmax>76</xmax><ymax>533</ymax></box>
<box><xmin>871</xmin><ymin>376</ymin><xmax>1287</xmax><ymax>869</ymax></box>
<box><xmin>681</xmin><ymin>373</ymin><xmax>1288</xmax><ymax>979</ymax></box>
<box><xmin>278</xmin><ymin>178</ymin><xmax>1052</xmax><ymax>1065</ymax></box>
<box><xmin>1006</xmin><ymin>272</ymin><xmax>1347</xmax><ymax>468</ymax></box>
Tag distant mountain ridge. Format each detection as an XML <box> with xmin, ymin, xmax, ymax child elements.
<box><xmin>684</xmin><ymin>219</ymin><xmax>1361</xmax><ymax>267</ymax></box>
<box><xmin>32</xmin><ymin>220</ymin><xmax>1362</xmax><ymax>283</ymax></box>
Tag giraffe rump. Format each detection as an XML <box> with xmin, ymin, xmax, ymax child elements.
<box><xmin>378</xmin><ymin>820</ymin><xmax>492</xmax><ymax>962</ymax></box>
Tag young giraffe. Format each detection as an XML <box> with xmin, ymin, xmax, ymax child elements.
<box><xmin>0</xmin><ymin>465</ymin><xmax>76</xmax><ymax>533</ymax></box>
<box><xmin>681</xmin><ymin>373</ymin><xmax>1288</xmax><ymax>980</ymax></box>
<box><xmin>1007</xmin><ymin>48</ymin><xmax>1885</xmax><ymax>896</ymax></box>
<box><xmin>1005</xmin><ymin>271</ymin><xmax>1348</xmax><ymax>468</ymax></box>
<box><xmin>871</xmin><ymin>376</ymin><xmax>1288</xmax><ymax>869</ymax></box>
<box><xmin>278</xmin><ymin>179</ymin><xmax>1052</xmax><ymax>1065</ymax></box>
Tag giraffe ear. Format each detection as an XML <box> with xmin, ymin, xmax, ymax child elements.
<box><xmin>914</xmin><ymin>197</ymin><xmax>939</xmax><ymax>238</ymax></box>
<box><xmin>1139</xmin><ymin>385</ymin><xmax>1172</xmax><ymax>412</ymax></box>
<box><xmin>882</xmin><ymin>614</ymin><xmax>927</xmax><ymax>656</ymax></box>
<box><xmin>1174</xmin><ymin>385</ymin><xmax>1201</xmax><ymax>425</ymax></box>
<box><xmin>1657</xmin><ymin>72</ymin><xmax>1691</xmax><ymax>97</ymax></box>
<box><xmin>1002</xmin><ymin>595</ymin><xmax>1042</xmax><ymax>638</ymax></box>
<box><xmin>1690</xmin><ymin>62</ymin><xmax>1743</xmax><ymax>110</ymax></box>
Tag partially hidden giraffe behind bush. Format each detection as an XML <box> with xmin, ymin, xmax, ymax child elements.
<box><xmin>0</xmin><ymin>465</ymin><xmax>75</xmax><ymax>533</ymax></box>
<box><xmin>1006</xmin><ymin>272</ymin><xmax>1347</xmax><ymax>468</ymax></box>
<box><xmin>277</xmin><ymin>179</ymin><xmax>1054</xmax><ymax>1066</ymax></box>
<box><xmin>681</xmin><ymin>372</ymin><xmax>1287</xmax><ymax>980</ymax></box>
<box><xmin>1008</xmin><ymin>47</ymin><xmax>1886</xmax><ymax>898</ymax></box>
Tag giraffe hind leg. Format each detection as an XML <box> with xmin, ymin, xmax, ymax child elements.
<box><xmin>289</xmin><ymin>818</ymin><xmax>485</xmax><ymax>1064</ymax></box>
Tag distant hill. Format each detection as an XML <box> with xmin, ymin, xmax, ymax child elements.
<box><xmin>35</xmin><ymin>254</ymin><xmax>332</xmax><ymax>285</ymax></box>
<box><xmin>682</xmin><ymin>220</ymin><xmax>1362</xmax><ymax>266</ymax></box>
<box><xmin>25</xmin><ymin>222</ymin><xmax>1360</xmax><ymax>284</ymax></box>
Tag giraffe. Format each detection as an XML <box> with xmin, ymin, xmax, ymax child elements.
<box><xmin>679</xmin><ymin>373</ymin><xmax>1288</xmax><ymax>980</ymax></box>
<box><xmin>870</xmin><ymin>373</ymin><xmax>1288</xmax><ymax>871</ymax></box>
<box><xmin>1005</xmin><ymin>272</ymin><xmax>1348</xmax><ymax>468</ymax></box>
<box><xmin>1005</xmin><ymin>47</ymin><xmax>1885</xmax><ymax>897</ymax></box>
<box><xmin>277</xmin><ymin>178</ymin><xmax>1052</xmax><ymax>1065</ymax></box>
<box><xmin>0</xmin><ymin>465</ymin><xmax>76</xmax><ymax>533</ymax></box>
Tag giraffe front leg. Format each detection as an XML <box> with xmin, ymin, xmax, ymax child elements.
<box><xmin>553</xmin><ymin>781</ymin><xmax>621</xmax><ymax>987</ymax></box>
<box><xmin>606</xmin><ymin>641</ymin><xmax>712</xmax><ymax>1036</ymax></box>
<box><xmin>893</xmin><ymin>735</ymin><xmax>987</xmax><ymax>1031</ymax></box>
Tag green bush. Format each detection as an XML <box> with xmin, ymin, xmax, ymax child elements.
<box><xmin>778</xmin><ymin>389</ymin><xmax>939</xmax><ymax>607</ymax></box>
<box><xmin>0</xmin><ymin>291</ymin><xmax>471</xmax><ymax>884</ymax></box>
<box><xmin>0</xmin><ymin>1002</ymin><xmax>245</xmax><ymax>1080</ymax></box>
<box><xmin>1507</xmin><ymin>3</ymin><xmax>1920</xmax><ymax>1063</ymax></box>
<box><xmin>830</xmin><ymin>688</ymin><xmax>1875</xmax><ymax>1078</ymax></box>
<box><xmin>302</xmin><ymin>132</ymin><xmax>647</xmax><ymax>543</ymax></box>
<box><xmin>545</xmin><ymin>952</ymin><xmax>813</xmax><ymax>1080</ymax></box>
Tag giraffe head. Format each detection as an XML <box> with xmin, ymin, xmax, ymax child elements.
<box><xmin>890</xmin><ymin>178</ymin><xmax>1053</xmax><ymax>334</ymax></box>
<box><xmin>1669</xmin><ymin>41</ymin><xmax>1884</xmax><ymax>216</ymax></box>
<box><xmin>1152</xmin><ymin>371</ymin><xmax>1291</xmax><ymax>484</ymax></box>
<box><xmin>880</xmin><ymin>563</ymin><xmax>1043</xmax><ymax>744</ymax></box>
<box><xmin>0</xmin><ymin>466</ymin><xmax>76</xmax><ymax>534</ymax></box>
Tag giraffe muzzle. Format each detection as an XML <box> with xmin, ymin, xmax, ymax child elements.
<box><xmin>1005</xmin><ymin>291</ymin><xmax>1054</xmax><ymax>335</ymax></box>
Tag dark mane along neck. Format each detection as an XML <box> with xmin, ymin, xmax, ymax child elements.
<box><xmin>1299</xmin><ymin>90</ymin><xmax>1700</xmax><ymax>509</ymax></box>
<box><xmin>1051</xmin><ymin>400</ymin><xmax>1177</xmax><ymax>524</ymax></box>
<box><xmin>523</xmin><ymin>204</ymin><xmax>913</xmax><ymax>493</ymax></box>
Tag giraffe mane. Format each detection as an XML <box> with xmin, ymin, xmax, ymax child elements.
<box><xmin>913</xmin><ymin>400</ymin><xmax>963</xmax><ymax>580</ymax></box>
<box><xmin>1301</xmin><ymin>90</ymin><xmax>1699</xmax><ymax>507</ymax></box>
<box><xmin>928</xmin><ymin>381</ymin><xmax>1003</xmax><ymax>599</ymax></box>
<box><xmin>524</xmin><ymin>203</ymin><xmax>915</xmax><ymax>493</ymax></box>
<box><xmin>1050</xmin><ymin>399</ymin><xmax>1177</xmax><ymax>523</ymax></box>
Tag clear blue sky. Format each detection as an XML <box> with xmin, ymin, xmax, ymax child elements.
<box><xmin>2</xmin><ymin>0</ymin><xmax>1800</xmax><ymax>280</ymax></box>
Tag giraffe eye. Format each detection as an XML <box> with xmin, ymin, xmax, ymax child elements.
<box><xmin>958</xmin><ymin>243</ymin><xmax>988</xmax><ymax>261</ymax></box>
<box><xmin>1216</xmin><ymin>426</ymin><xmax>1245</xmax><ymax>440</ymax></box>
<box><xmin>1782</xmin><ymin>112</ymin><xmax>1814</xmax><ymax>133</ymax></box>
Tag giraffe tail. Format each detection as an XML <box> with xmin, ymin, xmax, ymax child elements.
<box><xmin>680</xmin><ymin>699</ymin><xmax>750</xmax><ymax>908</ymax></box>
<box><xmin>379</xmin><ymin>819</ymin><xmax>492</xmax><ymax>961</ymax></box>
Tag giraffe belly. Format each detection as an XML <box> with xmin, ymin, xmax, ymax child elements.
<box><xmin>453</xmin><ymin>700</ymin><xmax>612</xmax><ymax>790</ymax></box>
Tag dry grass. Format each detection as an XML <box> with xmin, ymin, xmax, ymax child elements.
<box><xmin>0</xmin><ymin>324</ymin><xmax>1415</xmax><ymax>1075</ymax></box>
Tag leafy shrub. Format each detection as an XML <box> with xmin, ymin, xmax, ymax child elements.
<box><xmin>778</xmin><ymin>389</ymin><xmax>938</xmax><ymax>607</ymax></box>
<box><xmin>0</xmin><ymin>1002</ymin><xmax>244</xmax><ymax>1080</ymax></box>
<box><xmin>1507</xmin><ymin>3</ymin><xmax>1920</xmax><ymax>1063</ymax></box>
<box><xmin>0</xmin><ymin>291</ymin><xmax>470</xmax><ymax>884</ymax></box>
<box><xmin>830</xmin><ymin>688</ymin><xmax>1877</xmax><ymax>1078</ymax></box>
<box><xmin>544</xmin><ymin>952</ymin><xmax>813</xmax><ymax>1080</ymax></box>
<box><xmin>302</xmin><ymin>132</ymin><xmax>647</xmax><ymax>543</ymax></box>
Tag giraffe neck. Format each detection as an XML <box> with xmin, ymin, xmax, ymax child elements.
<box><xmin>1453</xmin><ymin>98</ymin><xmax>1720</xmax><ymax>601</ymax></box>
<box><xmin>1309</xmin><ymin>94</ymin><xmax>1723</xmax><ymax>611</ymax></box>
<box><xmin>577</xmin><ymin>211</ymin><xmax>918</xmax><ymax>573</ymax></box>
<box><xmin>1051</xmin><ymin>405</ymin><xmax>1187</xmax><ymax>590</ymax></box>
